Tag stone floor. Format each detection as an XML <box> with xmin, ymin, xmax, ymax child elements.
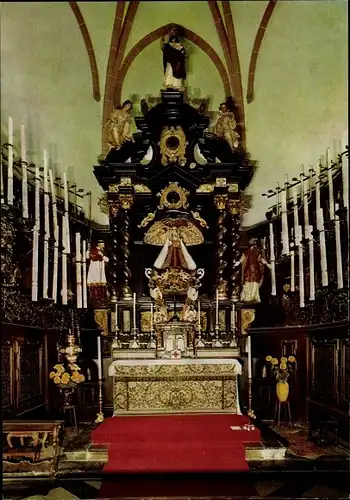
<box><xmin>3</xmin><ymin>420</ymin><xmax>349</xmax><ymax>500</ymax></box>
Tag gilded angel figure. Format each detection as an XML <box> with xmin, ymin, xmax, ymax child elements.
<box><xmin>105</xmin><ymin>100</ymin><xmax>134</xmax><ymax>151</ymax></box>
<box><xmin>214</xmin><ymin>101</ymin><xmax>240</xmax><ymax>151</ymax></box>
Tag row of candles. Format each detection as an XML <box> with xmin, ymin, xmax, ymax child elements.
<box><xmin>2</xmin><ymin>117</ymin><xmax>89</xmax><ymax>307</ymax></box>
<box><xmin>267</xmin><ymin>134</ymin><xmax>348</xmax><ymax>307</ymax></box>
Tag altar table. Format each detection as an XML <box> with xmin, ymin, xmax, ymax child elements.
<box><xmin>108</xmin><ymin>358</ymin><xmax>242</xmax><ymax>415</ymax></box>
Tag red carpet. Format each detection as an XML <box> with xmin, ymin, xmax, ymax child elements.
<box><xmin>92</xmin><ymin>414</ymin><xmax>261</xmax><ymax>473</ymax></box>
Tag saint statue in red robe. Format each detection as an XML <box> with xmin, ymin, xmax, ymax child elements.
<box><xmin>240</xmin><ymin>239</ymin><xmax>270</xmax><ymax>303</ymax></box>
<box><xmin>87</xmin><ymin>241</ymin><xmax>109</xmax><ymax>304</ymax></box>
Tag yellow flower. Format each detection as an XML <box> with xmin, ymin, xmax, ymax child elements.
<box><xmin>271</xmin><ymin>358</ymin><xmax>279</xmax><ymax>365</ymax></box>
<box><xmin>49</xmin><ymin>371</ymin><xmax>56</xmax><ymax>379</ymax></box>
<box><xmin>288</xmin><ymin>356</ymin><xmax>296</xmax><ymax>363</ymax></box>
<box><xmin>71</xmin><ymin>371</ymin><xmax>80</xmax><ymax>383</ymax></box>
<box><xmin>79</xmin><ymin>374</ymin><xmax>85</xmax><ymax>383</ymax></box>
<box><xmin>281</xmin><ymin>357</ymin><xmax>287</xmax><ymax>363</ymax></box>
<box><xmin>53</xmin><ymin>376</ymin><xmax>61</xmax><ymax>384</ymax></box>
<box><xmin>265</xmin><ymin>355</ymin><xmax>272</xmax><ymax>362</ymax></box>
<box><xmin>61</xmin><ymin>373</ymin><xmax>70</xmax><ymax>385</ymax></box>
<box><xmin>280</xmin><ymin>363</ymin><xmax>287</xmax><ymax>370</ymax></box>
<box><xmin>54</xmin><ymin>364</ymin><xmax>65</xmax><ymax>374</ymax></box>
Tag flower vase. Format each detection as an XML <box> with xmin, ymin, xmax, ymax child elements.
<box><xmin>276</xmin><ymin>381</ymin><xmax>289</xmax><ymax>402</ymax></box>
<box><xmin>60</xmin><ymin>386</ymin><xmax>76</xmax><ymax>408</ymax></box>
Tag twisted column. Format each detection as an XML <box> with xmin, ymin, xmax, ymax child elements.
<box><xmin>228</xmin><ymin>200</ymin><xmax>242</xmax><ymax>301</ymax></box>
<box><xmin>119</xmin><ymin>194</ymin><xmax>134</xmax><ymax>299</ymax></box>
<box><xmin>214</xmin><ymin>195</ymin><xmax>228</xmax><ymax>299</ymax></box>
<box><xmin>108</xmin><ymin>200</ymin><xmax>119</xmax><ymax>303</ymax></box>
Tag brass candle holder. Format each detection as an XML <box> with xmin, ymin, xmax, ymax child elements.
<box><xmin>95</xmin><ymin>378</ymin><xmax>104</xmax><ymax>423</ymax></box>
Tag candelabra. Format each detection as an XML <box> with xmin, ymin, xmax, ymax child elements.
<box><xmin>95</xmin><ymin>378</ymin><xmax>104</xmax><ymax>423</ymax></box>
<box><xmin>212</xmin><ymin>324</ymin><xmax>222</xmax><ymax>348</ymax></box>
<box><xmin>129</xmin><ymin>327</ymin><xmax>140</xmax><ymax>349</ymax></box>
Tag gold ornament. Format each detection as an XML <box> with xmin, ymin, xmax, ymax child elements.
<box><xmin>119</xmin><ymin>194</ymin><xmax>134</xmax><ymax>210</ymax></box>
<box><xmin>214</xmin><ymin>194</ymin><xmax>228</xmax><ymax>211</ymax></box>
<box><xmin>159</xmin><ymin>126</ymin><xmax>188</xmax><ymax>166</ymax></box>
<box><xmin>158</xmin><ymin>182</ymin><xmax>189</xmax><ymax>210</ymax></box>
<box><xmin>196</xmin><ymin>184</ymin><xmax>214</xmax><ymax>193</ymax></box>
<box><xmin>138</xmin><ymin>212</ymin><xmax>155</xmax><ymax>229</ymax></box>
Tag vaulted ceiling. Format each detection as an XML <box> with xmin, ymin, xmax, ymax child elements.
<box><xmin>1</xmin><ymin>1</ymin><xmax>347</xmax><ymax>227</ymax></box>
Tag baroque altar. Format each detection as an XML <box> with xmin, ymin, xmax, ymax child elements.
<box><xmin>94</xmin><ymin>77</ymin><xmax>256</xmax><ymax>415</ymax></box>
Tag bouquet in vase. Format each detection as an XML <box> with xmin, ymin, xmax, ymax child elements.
<box><xmin>265</xmin><ymin>355</ymin><xmax>296</xmax><ymax>382</ymax></box>
<box><xmin>50</xmin><ymin>363</ymin><xmax>85</xmax><ymax>388</ymax></box>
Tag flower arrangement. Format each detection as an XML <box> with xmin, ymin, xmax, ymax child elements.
<box><xmin>49</xmin><ymin>363</ymin><xmax>85</xmax><ymax>387</ymax></box>
<box><xmin>265</xmin><ymin>355</ymin><xmax>296</xmax><ymax>382</ymax></box>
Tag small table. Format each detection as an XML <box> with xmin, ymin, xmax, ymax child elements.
<box><xmin>62</xmin><ymin>405</ymin><xmax>79</xmax><ymax>434</ymax></box>
<box><xmin>274</xmin><ymin>401</ymin><xmax>293</xmax><ymax>428</ymax></box>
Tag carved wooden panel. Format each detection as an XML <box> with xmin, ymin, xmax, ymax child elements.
<box><xmin>1</xmin><ymin>344</ymin><xmax>14</xmax><ymax>410</ymax></box>
<box><xmin>311</xmin><ymin>340</ymin><xmax>339</xmax><ymax>405</ymax></box>
<box><xmin>17</xmin><ymin>342</ymin><xmax>43</xmax><ymax>413</ymax></box>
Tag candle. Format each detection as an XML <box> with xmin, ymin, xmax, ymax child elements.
<box><xmin>43</xmin><ymin>150</ymin><xmax>50</xmax><ymax>299</ymax></box>
<box><xmin>298</xmin><ymin>231</ymin><xmax>305</xmax><ymax>308</ymax></box>
<box><xmin>97</xmin><ymin>336</ymin><xmax>102</xmax><ymax>380</ymax></box>
<box><xmin>290</xmin><ymin>249</ymin><xmax>295</xmax><ymax>291</ymax></box>
<box><xmin>20</xmin><ymin>125</ymin><xmax>28</xmax><ymax>218</ymax></box>
<box><xmin>82</xmin><ymin>240</ymin><xmax>88</xmax><ymax>308</ymax></box>
<box><xmin>7</xmin><ymin>117</ymin><xmax>13</xmax><ymax>205</ymax></box>
<box><xmin>342</xmin><ymin>131</ymin><xmax>348</xmax><ymax>209</ymax></box>
<box><xmin>247</xmin><ymin>335</ymin><xmax>252</xmax><ymax>379</ymax></box>
<box><xmin>315</xmin><ymin>161</ymin><xmax>322</xmax><ymax>230</ymax></box>
<box><xmin>334</xmin><ymin>203</ymin><xmax>343</xmax><ymax>289</ymax></box>
<box><xmin>63</xmin><ymin>172</ymin><xmax>70</xmax><ymax>254</ymax></box>
<box><xmin>76</xmin><ymin>232</ymin><xmax>82</xmax><ymax>308</ymax></box>
<box><xmin>31</xmin><ymin>164</ymin><xmax>40</xmax><ymax>301</ymax></box>
<box><xmin>198</xmin><ymin>301</ymin><xmax>201</xmax><ymax>335</ymax></box>
<box><xmin>308</xmin><ymin>225</ymin><xmax>315</xmax><ymax>300</ymax></box>
<box><xmin>150</xmin><ymin>302</ymin><xmax>153</xmax><ymax>331</ymax></box>
<box><xmin>269</xmin><ymin>222</ymin><xmax>276</xmax><ymax>296</ymax></box>
<box><xmin>215</xmin><ymin>289</ymin><xmax>219</xmax><ymax>325</ymax></box>
<box><xmin>133</xmin><ymin>292</ymin><xmax>137</xmax><ymax>328</ymax></box>
<box><xmin>281</xmin><ymin>186</ymin><xmax>289</xmax><ymax>255</ymax></box>
<box><xmin>319</xmin><ymin>208</ymin><xmax>328</xmax><ymax>287</ymax></box>
<box><xmin>231</xmin><ymin>302</ymin><xmax>235</xmax><ymax>330</ymax></box>
<box><xmin>326</xmin><ymin>147</ymin><xmax>335</xmax><ymax>220</ymax></box>
<box><xmin>115</xmin><ymin>302</ymin><xmax>119</xmax><ymax>331</ymax></box>
<box><xmin>49</xmin><ymin>169</ymin><xmax>58</xmax><ymax>303</ymax></box>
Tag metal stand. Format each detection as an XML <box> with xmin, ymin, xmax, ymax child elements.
<box><xmin>112</xmin><ymin>325</ymin><xmax>121</xmax><ymax>349</ymax></box>
<box><xmin>229</xmin><ymin>328</ymin><xmax>237</xmax><ymax>348</ymax></box>
<box><xmin>95</xmin><ymin>378</ymin><xmax>104</xmax><ymax>423</ymax></box>
<box><xmin>212</xmin><ymin>324</ymin><xmax>222</xmax><ymax>348</ymax></box>
<box><xmin>147</xmin><ymin>328</ymin><xmax>156</xmax><ymax>349</ymax></box>
<box><xmin>129</xmin><ymin>327</ymin><xmax>140</xmax><ymax>348</ymax></box>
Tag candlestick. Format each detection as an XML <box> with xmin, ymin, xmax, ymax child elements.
<box><xmin>342</xmin><ymin>131</ymin><xmax>348</xmax><ymax>209</ymax></box>
<box><xmin>231</xmin><ymin>302</ymin><xmax>235</xmax><ymax>331</ymax></box>
<box><xmin>281</xmin><ymin>186</ymin><xmax>289</xmax><ymax>255</ymax></box>
<box><xmin>43</xmin><ymin>150</ymin><xmax>50</xmax><ymax>299</ymax></box>
<box><xmin>49</xmin><ymin>169</ymin><xmax>58</xmax><ymax>303</ymax></box>
<box><xmin>334</xmin><ymin>203</ymin><xmax>343</xmax><ymax>289</ymax></box>
<box><xmin>115</xmin><ymin>301</ymin><xmax>119</xmax><ymax>332</ymax></box>
<box><xmin>20</xmin><ymin>124</ymin><xmax>28</xmax><ymax>218</ymax></box>
<box><xmin>196</xmin><ymin>300</ymin><xmax>205</xmax><ymax>348</ymax></box>
<box><xmin>76</xmin><ymin>233</ymin><xmax>82</xmax><ymax>308</ymax></box>
<box><xmin>326</xmin><ymin>147</ymin><xmax>335</xmax><ymax>220</ymax></box>
<box><xmin>298</xmin><ymin>231</ymin><xmax>305</xmax><ymax>308</ymax></box>
<box><xmin>147</xmin><ymin>302</ymin><xmax>156</xmax><ymax>349</ymax></box>
<box><xmin>269</xmin><ymin>222</ymin><xmax>276</xmax><ymax>296</ymax></box>
<box><xmin>7</xmin><ymin>116</ymin><xmax>13</xmax><ymax>205</ymax></box>
<box><xmin>97</xmin><ymin>335</ymin><xmax>102</xmax><ymax>380</ymax></box>
<box><xmin>319</xmin><ymin>208</ymin><xmax>328</xmax><ymax>287</ymax></box>
<box><xmin>31</xmin><ymin>164</ymin><xmax>40</xmax><ymax>302</ymax></box>
<box><xmin>82</xmin><ymin>240</ymin><xmax>88</xmax><ymax>308</ymax></box>
<box><xmin>215</xmin><ymin>289</ymin><xmax>219</xmax><ymax>326</ymax></box>
<box><xmin>315</xmin><ymin>161</ymin><xmax>322</xmax><ymax>230</ymax></box>
<box><xmin>133</xmin><ymin>292</ymin><xmax>137</xmax><ymax>328</ymax></box>
<box><xmin>63</xmin><ymin>172</ymin><xmax>70</xmax><ymax>254</ymax></box>
<box><xmin>95</xmin><ymin>378</ymin><xmax>105</xmax><ymax>424</ymax></box>
<box><xmin>290</xmin><ymin>249</ymin><xmax>295</xmax><ymax>291</ymax></box>
<box><xmin>247</xmin><ymin>335</ymin><xmax>252</xmax><ymax>380</ymax></box>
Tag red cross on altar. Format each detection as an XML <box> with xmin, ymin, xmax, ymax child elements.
<box><xmin>173</xmin><ymin>350</ymin><xmax>180</xmax><ymax>359</ymax></box>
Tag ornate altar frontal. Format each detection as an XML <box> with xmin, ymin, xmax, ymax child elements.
<box><xmin>94</xmin><ymin>87</ymin><xmax>256</xmax><ymax>415</ymax></box>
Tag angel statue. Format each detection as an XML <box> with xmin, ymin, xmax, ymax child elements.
<box><xmin>105</xmin><ymin>100</ymin><xmax>134</xmax><ymax>151</ymax></box>
<box><xmin>214</xmin><ymin>99</ymin><xmax>240</xmax><ymax>151</ymax></box>
<box><xmin>161</xmin><ymin>26</ymin><xmax>186</xmax><ymax>92</ymax></box>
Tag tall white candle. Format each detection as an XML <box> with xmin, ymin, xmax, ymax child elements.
<box><xmin>133</xmin><ymin>292</ymin><xmax>137</xmax><ymax>328</ymax></box>
<box><xmin>247</xmin><ymin>335</ymin><xmax>252</xmax><ymax>379</ymax></box>
<box><xmin>43</xmin><ymin>150</ymin><xmax>50</xmax><ymax>299</ymax></box>
<box><xmin>97</xmin><ymin>336</ymin><xmax>102</xmax><ymax>380</ymax></box>
<box><xmin>49</xmin><ymin>169</ymin><xmax>58</xmax><ymax>303</ymax></box>
<box><xmin>7</xmin><ymin>117</ymin><xmax>13</xmax><ymax>205</ymax></box>
<box><xmin>269</xmin><ymin>222</ymin><xmax>276</xmax><ymax>296</ymax></box>
<box><xmin>315</xmin><ymin>161</ymin><xmax>322</xmax><ymax>230</ymax></box>
<box><xmin>63</xmin><ymin>173</ymin><xmax>70</xmax><ymax>254</ymax></box>
<box><xmin>342</xmin><ymin>131</ymin><xmax>348</xmax><ymax>209</ymax></box>
<box><xmin>150</xmin><ymin>302</ymin><xmax>154</xmax><ymax>332</ymax></box>
<box><xmin>231</xmin><ymin>302</ymin><xmax>235</xmax><ymax>330</ymax></box>
<box><xmin>198</xmin><ymin>300</ymin><xmax>201</xmax><ymax>334</ymax></box>
<box><xmin>326</xmin><ymin>147</ymin><xmax>335</xmax><ymax>220</ymax></box>
<box><xmin>82</xmin><ymin>240</ymin><xmax>88</xmax><ymax>308</ymax></box>
<box><xmin>281</xmin><ymin>187</ymin><xmax>289</xmax><ymax>255</ymax></box>
<box><xmin>290</xmin><ymin>248</ymin><xmax>295</xmax><ymax>292</ymax></box>
<box><xmin>76</xmin><ymin>232</ymin><xmax>82</xmax><ymax>308</ymax></box>
<box><xmin>334</xmin><ymin>203</ymin><xmax>343</xmax><ymax>289</ymax></box>
<box><xmin>319</xmin><ymin>208</ymin><xmax>328</xmax><ymax>287</ymax></box>
<box><xmin>308</xmin><ymin>225</ymin><xmax>315</xmax><ymax>301</ymax></box>
<box><xmin>31</xmin><ymin>165</ymin><xmax>40</xmax><ymax>301</ymax></box>
<box><xmin>298</xmin><ymin>229</ymin><xmax>305</xmax><ymax>308</ymax></box>
<box><xmin>303</xmin><ymin>172</ymin><xmax>315</xmax><ymax>301</ymax></box>
<box><xmin>20</xmin><ymin>124</ymin><xmax>28</xmax><ymax>218</ymax></box>
<box><xmin>215</xmin><ymin>289</ymin><xmax>219</xmax><ymax>325</ymax></box>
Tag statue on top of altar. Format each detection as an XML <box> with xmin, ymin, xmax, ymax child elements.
<box><xmin>213</xmin><ymin>98</ymin><xmax>240</xmax><ymax>151</ymax></box>
<box><xmin>154</xmin><ymin>229</ymin><xmax>197</xmax><ymax>271</ymax></box>
<box><xmin>240</xmin><ymin>238</ymin><xmax>271</xmax><ymax>303</ymax></box>
<box><xmin>105</xmin><ymin>100</ymin><xmax>134</xmax><ymax>151</ymax></box>
<box><xmin>161</xmin><ymin>25</ymin><xmax>186</xmax><ymax>92</ymax></box>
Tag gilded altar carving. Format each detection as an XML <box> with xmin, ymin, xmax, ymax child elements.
<box><xmin>112</xmin><ymin>363</ymin><xmax>239</xmax><ymax>414</ymax></box>
<box><xmin>141</xmin><ymin>311</ymin><xmax>152</xmax><ymax>332</ymax></box>
<box><xmin>94</xmin><ymin>309</ymin><xmax>108</xmax><ymax>336</ymax></box>
<box><xmin>228</xmin><ymin>194</ymin><xmax>252</xmax><ymax>216</ymax></box>
<box><xmin>144</xmin><ymin>219</ymin><xmax>204</xmax><ymax>246</ymax></box>
<box><xmin>215</xmin><ymin>177</ymin><xmax>227</xmax><ymax>187</ymax></box>
<box><xmin>196</xmin><ymin>183</ymin><xmax>214</xmax><ymax>193</ymax></box>
<box><xmin>138</xmin><ymin>212</ymin><xmax>155</xmax><ymax>228</ymax></box>
<box><xmin>241</xmin><ymin>308</ymin><xmax>256</xmax><ymax>335</ymax></box>
<box><xmin>228</xmin><ymin>183</ymin><xmax>239</xmax><ymax>192</ymax></box>
<box><xmin>159</xmin><ymin>126</ymin><xmax>188</xmax><ymax>166</ymax></box>
<box><xmin>119</xmin><ymin>194</ymin><xmax>134</xmax><ymax>210</ymax></box>
<box><xmin>98</xmin><ymin>194</ymin><xmax>109</xmax><ymax>214</ymax></box>
<box><xmin>108</xmin><ymin>200</ymin><xmax>119</xmax><ymax>217</ymax></box>
<box><xmin>134</xmin><ymin>184</ymin><xmax>151</xmax><ymax>193</ymax></box>
<box><xmin>158</xmin><ymin>183</ymin><xmax>189</xmax><ymax>210</ymax></box>
<box><xmin>191</xmin><ymin>211</ymin><xmax>208</xmax><ymax>228</ymax></box>
<box><xmin>108</xmin><ymin>184</ymin><xmax>119</xmax><ymax>193</ymax></box>
<box><xmin>214</xmin><ymin>194</ymin><xmax>228</xmax><ymax>211</ymax></box>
